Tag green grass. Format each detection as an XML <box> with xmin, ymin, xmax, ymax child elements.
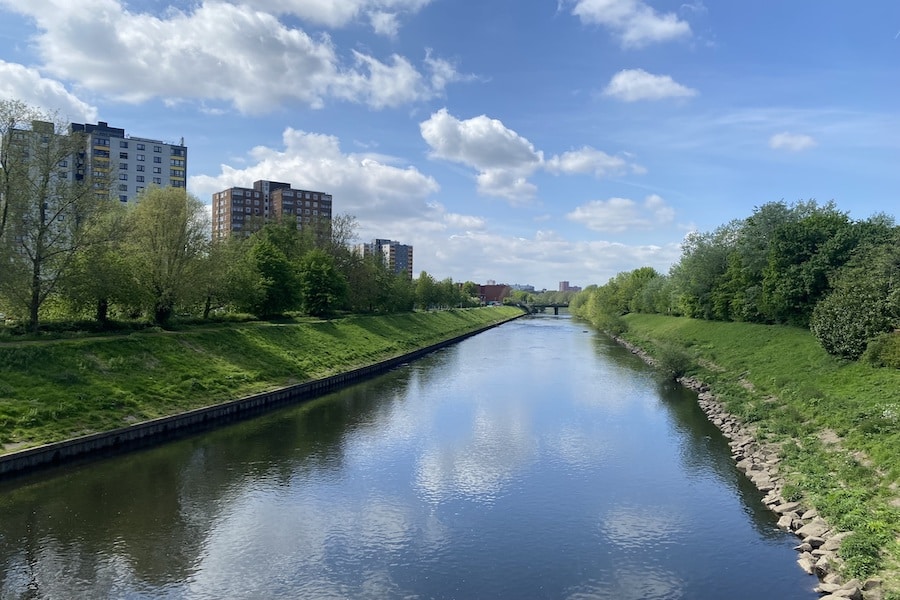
<box><xmin>617</xmin><ymin>313</ymin><xmax>900</xmax><ymax>588</ymax></box>
<box><xmin>0</xmin><ymin>307</ymin><xmax>522</xmax><ymax>451</ymax></box>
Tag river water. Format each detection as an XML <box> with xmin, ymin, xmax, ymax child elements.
<box><xmin>0</xmin><ymin>315</ymin><xmax>818</xmax><ymax>599</ymax></box>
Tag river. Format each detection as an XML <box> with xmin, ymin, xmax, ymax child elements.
<box><xmin>0</xmin><ymin>315</ymin><xmax>818</xmax><ymax>599</ymax></box>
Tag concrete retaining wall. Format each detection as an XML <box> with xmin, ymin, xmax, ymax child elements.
<box><xmin>0</xmin><ymin>314</ymin><xmax>522</xmax><ymax>479</ymax></box>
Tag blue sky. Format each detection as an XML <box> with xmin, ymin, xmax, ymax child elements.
<box><xmin>1</xmin><ymin>1</ymin><xmax>898</xmax><ymax>290</ymax></box>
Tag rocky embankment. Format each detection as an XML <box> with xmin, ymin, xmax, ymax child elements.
<box><xmin>615</xmin><ymin>336</ymin><xmax>885</xmax><ymax>600</ymax></box>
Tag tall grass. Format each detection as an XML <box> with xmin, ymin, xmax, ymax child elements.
<box><xmin>618</xmin><ymin>314</ymin><xmax>900</xmax><ymax>587</ymax></box>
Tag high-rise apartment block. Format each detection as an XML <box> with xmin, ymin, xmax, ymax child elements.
<box><xmin>69</xmin><ymin>121</ymin><xmax>187</xmax><ymax>203</ymax></box>
<box><xmin>357</xmin><ymin>238</ymin><xmax>414</xmax><ymax>279</ymax></box>
<box><xmin>2</xmin><ymin>120</ymin><xmax>186</xmax><ymax>204</ymax></box>
<box><xmin>211</xmin><ymin>180</ymin><xmax>333</xmax><ymax>239</ymax></box>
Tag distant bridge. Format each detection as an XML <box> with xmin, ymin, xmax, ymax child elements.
<box><xmin>517</xmin><ymin>302</ymin><xmax>569</xmax><ymax>315</ymax></box>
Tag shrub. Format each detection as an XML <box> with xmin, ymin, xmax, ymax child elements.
<box><xmin>656</xmin><ymin>342</ymin><xmax>692</xmax><ymax>380</ymax></box>
<box><xmin>862</xmin><ymin>331</ymin><xmax>900</xmax><ymax>369</ymax></box>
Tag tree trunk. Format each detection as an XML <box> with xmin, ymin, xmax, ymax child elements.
<box><xmin>96</xmin><ymin>298</ymin><xmax>109</xmax><ymax>325</ymax></box>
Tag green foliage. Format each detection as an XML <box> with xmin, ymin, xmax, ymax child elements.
<box><xmin>246</xmin><ymin>237</ymin><xmax>301</xmax><ymax>316</ymax></box>
<box><xmin>862</xmin><ymin>332</ymin><xmax>900</xmax><ymax>369</ymax></box>
<box><xmin>840</xmin><ymin>532</ymin><xmax>884</xmax><ymax>579</ymax></box>
<box><xmin>655</xmin><ymin>342</ymin><xmax>693</xmax><ymax>380</ymax></box>
<box><xmin>298</xmin><ymin>249</ymin><xmax>347</xmax><ymax>317</ymax></box>
<box><xmin>810</xmin><ymin>231</ymin><xmax>900</xmax><ymax>359</ymax></box>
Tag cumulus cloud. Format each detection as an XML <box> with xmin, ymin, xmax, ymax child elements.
<box><xmin>2</xmin><ymin>0</ymin><xmax>461</xmax><ymax>113</ymax></box>
<box><xmin>568</xmin><ymin>0</ymin><xmax>691</xmax><ymax>48</ymax></box>
<box><xmin>602</xmin><ymin>69</ymin><xmax>697</xmax><ymax>102</ymax></box>
<box><xmin>0</xmin><ymin>60</ymin><xmax>98</xmax><ymax>122</ymax></box>
<box><xmin>420</xmin><ymin>109</ymin><xmax>643</xmax><ymax>201</ymax></box>
<box><xmin>769</xmin><ymin>131</ymin><xmax>816</xmax><ymax>152</ymax></box>
<box><xmin>566</xmin><ymin>194</ymin><xmax>676</xmax><ymax>232</ymax></box>
<box><xmin>190</xmin><ymin>127</ymin><xmax>440</xmax><ymax>220</ymax></box>
<box><xmin>432</xmin><ymin>229</ymin><xmax>682</xmax><ymax>289</ymax></box>
<box><xmin>239</xmin><ymin>0</ymin><xmax>432</xmax><ymax>34</ymax></box>
<box><xmin>545</xmin><ymin>146</ymin><xmax>645</xmax><ymax>177</ymax></box>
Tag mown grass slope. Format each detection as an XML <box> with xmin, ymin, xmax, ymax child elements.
<box><xmin>0</xmin><ymin>307</ymin><xmax>522</xmax><ymax>452</ymax></box>
<box><xmin>618</xmin><ymin>313</ymin><xmax>900</xmax><ymax>592</ymax></box>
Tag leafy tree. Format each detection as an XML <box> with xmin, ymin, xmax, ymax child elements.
<box><xmin>0</xmin><ymin>104</ymin><xmax>109</xmax><ymax>331</ymax></box>
<box><xmin>244</xmin><ymin>237</ymin><xmax>300</xmax><ymax>316</ymax></box>
<box><xmin>810</xmin><ymin>230</ymin><xmax>900</xmax><ymax>358</ymax></box>
<box><xmin>760</xmin><ymin>201</ymin><xmax>854</xmax><ymax>326</ymax></box>
<box><xmin>125</xmin><ymin>187</ymin><xmax>209</xmax><ymax>325</ymax></box>
<box><xmin>298</xmin><ymin>248</ymin><xmax>347</xmax><ymax>317</ymax></box>
<box><xmin>415</xmin><ymin>271</ymin><xmax>438</xmax><ymax>310</ymax></box>
<box><xmin>59</xmin><ymin>203</ymin><xmax>131</xmax><ymax>324</ymax></box>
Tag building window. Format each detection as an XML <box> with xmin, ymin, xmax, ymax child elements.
<box><xmin>153</xmin><ymin>156</ymin><xmax>162</xmax><ymax>163</ymax></box>
<box><xmin>96</xmin><ymin>138</ymin><xmax>110</xmax><ymax>146</ymax></box>
<box><xmin>136</xmin><ymin>186</ymin><xmax>144</xmax><ymax>192</ymax></box>
<box><xmin>119</xmin><ymin>195</ymin><xmax>128</xmax><ymax>202</ymax></box>
<box><xmin>170</xmin><ymin>159</ymin><xmax>185</xmax><ymax>167</ymax></box>
<box><xmin>153</xmin><ymin>177</ymin><xmax>161</xmax><ymax>184</ymax></box>
<box><xmin>153</xmin><ymin>167</ymin><xmax>161</xmax><ymax>174</ymax></box>
<box><xmin>118</xmin><ymin>184</ymin><xmax>128</xmax><ymax>191</ymax></box>
<box><xmin>136</xmin><ymin>165</ymin><xmax>144</xmax><ymax>172</ymax></box>
<box><xmin>137</xmin><ymin>143</ymin><xmax>145</xmax><ymax>150</ymax></box>
<box><xmin>119</xmin><ymin>173</ymin><xmax>128</xmax><ymax>180</ymax></box>
<box><xmin>120</xmin><ymin>141</ymin><xmax>128</xmax><ymax>148</ymax></box>
<box><xmin>136</xmin><ymin>175</ymin><xmax>144</xmax><ymax>183</ymax></box>
<box><xmin>173</xmin><ymin>181</ymin><xmax>184</xmax><ymax>188</ymax></box>
<box><xmin>119</xmin><ymin>163</ymin><xmax>128</xmax><ymax>170</ymax></box>
<box><xmin>137</xmin><ymin>154</ymin><xmax>145</xmax><ymax>161</ymax></box>
<box><xmin>119</xmin><ymin>152</ymin><xmax>128</xmax><ymax>159</ymax></box>
<box><xmin>170</xmin><ymin>169</ymin><xmax>183</xmax><ymax>177</ymax></box>
<box><xmin>154</xmin><ymin>145</ymin><xmax>161</xmax><ymax>152</ymax></box>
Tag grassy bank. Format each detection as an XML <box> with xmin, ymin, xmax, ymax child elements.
<box><xmin>0</xmin><ymin>307</ymin><xmax>522</xmax><ymax>453</ymax></box>
<box><xmin>615</xmin><ymin>313</ymin><xmax>899</xmax><ymax>592</ymax></box>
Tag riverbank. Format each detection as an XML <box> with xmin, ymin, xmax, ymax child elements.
<box><xmin>608</xmin><ymin>313</ymin><xmax>899</xmax><ymax>599</ymax></box>
<box><xmin>0</xmin><ymin>307</ymin><xmax>523</xmax><ymax>462</ymax></box>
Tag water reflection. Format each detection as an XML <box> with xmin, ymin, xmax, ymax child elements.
<box><xmin>0</xmin><ymin>315</ymin><xmax>817</xmax><ymax>600</ymax></box>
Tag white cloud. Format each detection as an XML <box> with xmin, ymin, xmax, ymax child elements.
<box><xmin>603</xmin><ymin>69</ymin><xmax>697</xmax><ymax>102</ymax></box>
<box><xmin>420</xmin><ymin>108</ymin><xmax>543</xmax><ymax>201</ymax></box>
<box><xmin>420</xmin><ymin>109</ymin><xmax>643</xmax><ymax>201</ymax></box>
<box><xmin>2</xmin><ymin>0</ymin><xmax>460</xmax><ymax>113</ymax></box>
<box><xmin>237</xmin><ymin>0</ymin><xmax>432</xmax><ymax>34</ymax></box>
<box><xmin>769</xmin><ymin>131</ymin><xmax>816</xmax><ymax>152</ymax></box>
<box><xmin>430</xmin><ymin>229</ymin><xmax>682</xmax><ymax>289</ymax></box>
<box><xmin>568</xmin><ymin>0</ymin><xmax>691</xmax><ymax>48</ymax></box>
<box><xmin>190</xmin><ymin>128</ymin><xmax>440</xmax><ymax>225</ymax></box>
<box><xmin>0</xmin><ymin>60</ymin><xmax>98</xmax><ymax>122</ymax></box>
<box><xmin>566</xmin><ymin>194</ymin><xmax>676</xmax><ymax>232</ymax></box>
<box><xmin>545</xmin><ymin>146</ymin><xmax>644</xmax><ymax>177</ymax></box>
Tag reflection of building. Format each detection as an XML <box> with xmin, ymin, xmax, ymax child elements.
<box><xmin>559</xmin><ymin>281</ymin><xmax>582</xmax><ymax>293</ymax></box>
<box><xmin>211</xmin><ymin>180</ymin><xmax>333</xmax><ymax>239</ymax></box>
<box><xmin>69</xmin><ymin>121</ymin><xmax>187</xmax><ymax>203</ymax></box>
<box><xmin>356</xmin><ymin>238</ymin><xmax>414</xmax><ymax>278</ymax></box>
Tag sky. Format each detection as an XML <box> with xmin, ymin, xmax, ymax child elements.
<box><xmin>1</xmin><ymin>1</ymin><xmax>898</xmax><ymax>291</ymax></box>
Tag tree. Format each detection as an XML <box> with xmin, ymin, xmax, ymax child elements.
<box><xmin>125</xmin><ymin>187</ymin><xmax>209</xmax><ymax>325</ymax></box>
<box><xmin>244</xmin><ymin>237</ymin><xmax>300</xmax><ymax>316</ymax></box>
<box><xmin>0</xmin><ymin>104</ymin><xmax>109</xmax><ymax>331</ymax></box>
<box><xmin>298</xmin><ymin>248</ymin><xmax>347</xmax><ymax>317</ymax></box>
<box><xmin>415</xmin><ymin>271</ymin><xmax>438</xmax><ymax>310</ymax></box>
<box><xmin>59</xmin><ymin>203</ymin><xmax>131</xmax><ymax>324</ymax></box>
<box><xmin>810</xmin><ymin>230</ymin><xmax>900</xmax><ymax>359</ymax></box>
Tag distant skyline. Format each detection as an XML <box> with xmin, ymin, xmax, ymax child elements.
<box><xmin>1</xmin><ymin>1</ymin><xmax>898</xmax><ymax>290</ymax></box>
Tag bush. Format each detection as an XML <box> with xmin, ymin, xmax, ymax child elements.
<box><xmin>862</xmin><ymin>331</ymin><xmax>900</xmax><ymax>369</ymax></box>
<box><xmin>656</xmin><ymin>342</ymin><xmax>692</xmax><ymax>380</ymax></box>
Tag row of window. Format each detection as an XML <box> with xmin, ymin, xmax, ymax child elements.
<box><xmin>119</xmin><ymin>165</ymin><xmax>164</xmax><ymax>173</ymax></box>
